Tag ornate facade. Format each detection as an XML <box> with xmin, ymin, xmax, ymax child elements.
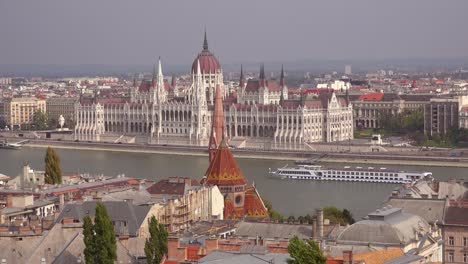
<box><xmin>74</xmin><ymin>32</ymin><xmax>354</xmax><ymax>145</ymax></box>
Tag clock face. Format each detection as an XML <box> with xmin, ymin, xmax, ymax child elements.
<box><xmin>235</xmin><ymin>194</ymin><xmax>243</xmax><ymax>205</ymax></box>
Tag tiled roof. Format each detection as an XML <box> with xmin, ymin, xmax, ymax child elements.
<box><xmin>192</xmin><ymin>50</ymin><xmax>221</xmax><ymax>74</ymax></box>
<box><xmin>244</xmin><ymin>79</ymin><xmax>281</xmax><ymax>92</ymax></box>
<box><xmin>235</xmin><ymin>222</ymin><xmax>312</xmax><ymax>240</ymax></box>
<box><xmin>444</xmin><ymin>205</ymin><xmax>468</xmax><ymax>226</ymax></box>
<box><xmin>146</xmin><ymin>177</ymin><xmax>199</xmax><ymax>196</ymax></box>
<box><xmin>55</xmin><ymin>201</ymin><xmax>151</xmax><ymax>236</ymax></box>
<box><xmin>333</xmin><ymin>248</ymin><xmax>404</xmax><ymax>264</ymax></box>
<box><xmin>243</xmin><ymin>186</ymin><xmax>268</xmax><ymax>219</ymax></box>
<box><xmin>358</xmin><ymin>93</ymin><xmax>384</xmax><ymax>101</ymax></box>
<box><xmin>205</xmin><ymin>141</ymin><xmax>247</xmax><ymax>186</ymax></box>
<box><xmin>384</xmin><ymin>197</ymin><xmax>446</xmax><ymax>224</ymax></box>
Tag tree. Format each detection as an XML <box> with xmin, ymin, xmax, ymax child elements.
<box><xmin>342</xmin><ymin>209</ymin><xmax>355</xmax><ymax>225</ymax></box>
<box><xmin>33</xmin><ymin>109</ymin><xmax>48</xmax><ymax>130</ymax></box>
<box><xmin>94</xmin><ymin>203</ymin><xmax>117</xmax><ymax>264</ymax></box>
<box><xmin>287</xmin><ymin>236</ymin><xmax>326</xmax><ymax>264</ymax></box>
<box><xmin>145</xmin><ymin>216</ymin><xmax>169</xmax><ymax>264</ymax></box>
<box><xmin>44</xmin><ymin>147</ymin><xmax>62</xmax><ymax>184</ymax></box>
<box><xmin>323</xmin><ymin>207</ymin><xmax>355</xmax><ymax>225</ymax></box>
<box><xmin>83</xmin><ymin>216</ymin><xmax>96</xmax><ymax>264</ymax></box>
<box><xmin>262</xmin><ymin>198</ymin><xmax>284</xmax><ymax>222</ymax></box>
<box><xmin>82</xmin><ymin>204</ymin><xmax>117</xmax><ymax>264</ymax></box>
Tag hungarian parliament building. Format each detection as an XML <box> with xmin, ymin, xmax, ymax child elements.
<box><xmin>74</xmin><ymin>33</ymin><xmax>354</xmax><ymax>147</ymax></box>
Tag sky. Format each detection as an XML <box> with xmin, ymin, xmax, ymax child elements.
<box><xmin>0</xmin><ymin>0</ymin><xmax>467</xmax><ymax>67</ymax></box>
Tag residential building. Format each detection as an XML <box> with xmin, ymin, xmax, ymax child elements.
<box><xmin>46</xmin><ymin>97</ymin><xmax>78</xmax><ymax>127</ymax></box>
<box><xmin>352</xmin><ymin>93</ymin><xmax>432</xmax><ymax>129</ymax></box>
<box><xmin>442</xmin><ymin>200</ymin><xmax>468</xmax><ymax>264</ymax></box>
<box><xmin>423</xmin><ymin>95</ymin><xmax>468</xmax><ymax>136</ymax></box>
<box><xmin>56</xmin><ymin>201</ymin><xmax>154</xmax><ymax>238</ymax></box>
<box><xmin>146</xmin><ymin>177</ymin><xmax>224</xmax><ymax>232</ymax></box>
<box><xmin>3</xmin><ymin>97</ymin><xmax>46</xmax><ymax>129</ymax></box>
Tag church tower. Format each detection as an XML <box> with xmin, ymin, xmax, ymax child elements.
<box><xmin>152</xmin><ymin>57</ymin><xmax>166</xmax><ymax>104</ymax></box>
<box><xmin>280</xmin><ymin>64</ymin><xmax>288</xmax><ymax>102</ymax></box>
<box><xmin>208</xmin><ymin>84</ymin><xmax>225</xmax><ymax>162</ymax></box>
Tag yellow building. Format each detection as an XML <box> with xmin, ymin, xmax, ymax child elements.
<box><xmin>4</xmin><ymin>97</ymin><xmax>46</xmax><ymax>129</ymax></box>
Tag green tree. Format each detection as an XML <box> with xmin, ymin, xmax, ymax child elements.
<box><xmin>82</xmin><ymin>204</ymin><xmax>117</xmax><ymax>264</ymax></box>
<box><xmin>287</xmin><ymin>236</ymin><xmax>326</xmax><ymax>264</ymax></box>
<box><xmin>48</xmin><ymin>117</ymin><xmax>58</xmax><ymax>129</ymax></box>
<box><xmin>83</xmin><ymin>216</ymin><xmax>96</xmax><ymax>264</ymax></box>
<box><xmin>342</xmin><ymin>209</ymin><xmax>355</xmax><ymax>224</ymax></box>
<box><xmin>94</xmin><ymin>203</ymin><xmax>117</xmax><ymax>264</ymax></box>
<box><xmin>323</xmin><ymin>207</ymin><xmax>355</xmax><ymax>225</ymax></box>
<box><xmin>262</xmin><ymin>198</ymin><xmax>284</xmax><ymax>222</ymax></box>
<box><xmin>144</xmin><ymin>216</ymin><xmax>169</xmax><ymax>264</ymax></box>
<box><xmin>44</xmin><ymin>147</ymin><xmax>62</xmax><ymax>184</ymax></box>
<box><xmin>33</xmin><ymin>109</ymin><xmax>48</xmax><ymax>130</ymax></box>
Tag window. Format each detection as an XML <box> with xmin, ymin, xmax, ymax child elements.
<box><xmin>465</xmin><ymin>253</ymin><xmax>468</xmax><ymax>263</ymax></box>
<box><xmin>449</xmin><ymin>236</ymin><xmax>454</xmax><ymax>246</ymax></box>
<box><xmin>464</xmin><ymin>237</ymin><xmax>468</xmax><ymax>247</ymax></box>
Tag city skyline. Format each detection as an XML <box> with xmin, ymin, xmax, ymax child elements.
<box><xmin>1</xmin><ymin>0</ymin><xmax>467</xmax><ymax>67</ymax></box>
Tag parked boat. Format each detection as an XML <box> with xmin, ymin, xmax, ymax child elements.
<box><xmin>0</xmin><ymin>140</ymin><xmax>22</xmax><ymax>150</ymax></box>
<box><xmin>269</xmin><ymin>164</ymin><xmax>431</xmax><ymax>183</ymax></box>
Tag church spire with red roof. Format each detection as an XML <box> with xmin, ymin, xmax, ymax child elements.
<box><xmin>208</xmin><ymin>84</ymin><xmax>225</xmax><ymax>162</ymax></box>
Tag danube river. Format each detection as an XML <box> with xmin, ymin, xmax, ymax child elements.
<box><xmin>1</xmin><ymin>147</ymin><xmax>466</xmax><ymax>219</ymax></box>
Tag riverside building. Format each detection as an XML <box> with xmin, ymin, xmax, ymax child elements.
<box><xmin>74</xmin><ymin>32</ymin><xmax>354</xmax><ymax>146</ymax></box>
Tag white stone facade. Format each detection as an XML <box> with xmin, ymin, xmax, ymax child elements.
<box><xmin>74</xmin><ymin>39</ymin><xmax>354</xmax><ymax>145</ymax></box>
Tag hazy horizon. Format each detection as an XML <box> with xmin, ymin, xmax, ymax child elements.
<box><xmin>1</xmin><ymin>0</ymin><xmax>468</xmax><ymax>68</ymax></box>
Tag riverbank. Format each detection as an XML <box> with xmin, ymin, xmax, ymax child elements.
<box><xmin>23</xmin><ymin>140</ymin><xmax>468</xmax><ymax>168</ymax></box>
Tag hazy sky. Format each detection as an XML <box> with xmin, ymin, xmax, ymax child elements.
<box><xmin>1</xmin><ymin>0</ymin><xmax>467</xmax><ymax>66</ymax></box>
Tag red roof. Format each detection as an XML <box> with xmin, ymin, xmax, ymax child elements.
<box><xmin>243</xmin><ymin>186</ymin><xmax>268</xmax><ymax>218</ymax></box>
<box><xmin>245</xmin><ymin>79</ymin><xmax>281</xmax><ymax>92</ymax></box>
<box><xmin>146</xmin><ymin>177</ymin><xmax>199</xmax><ymax>196</ymax></box>
<box><xmin>205</xmin><ymin>141</ymin><xmax>247</xmax><ymax>186</ymax></box>
<box><xmin>358</xmin><ymin>93</ymin><xmax>384</xmax><ymax>101</ymax></box>
<box><xmin>192</xmin><ymin>50</ymin><xmax>221</xmax><ymax>74</ymax></box>
<box><xmin>186</xmin><ymin>245</ymin><xmax>203</xmax><ymax>260</ymax></box>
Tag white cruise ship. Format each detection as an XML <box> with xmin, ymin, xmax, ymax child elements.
<box><xmin>269</xmin><ymin>165</ymin><xmax>432</xmax><ymax>184</ymax></box>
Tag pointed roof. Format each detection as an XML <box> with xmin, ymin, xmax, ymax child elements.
<box><xmin>191</xmin><ymin>30</ymin><xmax>221</xmax><ymax>74</ymax></box>
<box><xmin>244</xmin><ymin>186</ymin><xmax>268</xmax><ymax>218</ymax></box>
<box><xmin>208</xmin><ymin>84</ymin><xmax>225</xmax><ymax>162</ymax></box>
<box><xmin>171</xmin><ymin>73</ymin><xmax>176</xmax><ymax>88</ymax></box>
<box><xmin>133</xmin><ymin>74</ymin><xmax>138</xmax><ymax>88</ymax></box>
<box><xmin>205</xmin><ymin>139</ymin><xmax>247</xmax><ymax>186</ymax></box>
<box><xmin>239</xmin><ymin>65</ymin><xmax>245</xmax><ymax>87</ymax></box>
<box><xmin>280</xmin><ymin>64</ymin><xmax>286</xmax><ymax>87</ymax></box>
<box><xmin>203</xmin><ymin>28</ymin><xmax>209</xmax><ymax>51</ymax></box>
<box><xmin>259</xmin><ymin>64</ymin><xmax>266</xmax><ymax>87</ymax></box>
<box><xmin>259</xmin><ymin>63</ymin><xmax>265</xmax><ymax>80</ymax></box>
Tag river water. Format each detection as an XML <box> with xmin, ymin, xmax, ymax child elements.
<box><xmin>0</xmin><ymin>147</ymin><xmax>466</xmax><ymax>219</ymax></box>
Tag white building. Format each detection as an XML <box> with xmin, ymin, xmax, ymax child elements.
<box><xmin>74</xmin><ymin>32</ymin><xmax>354</xmax><ymax>145</ymax></box>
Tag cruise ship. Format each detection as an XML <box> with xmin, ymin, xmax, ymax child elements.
<box><xmin>269</xmin><ymin>165</ymin><xmax>432</xmax><ymax>183</ymax></box>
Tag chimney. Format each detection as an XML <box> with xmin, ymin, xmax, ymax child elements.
<box><xmin>205</xmin><ymin>237</ymin><xmax>219</xmax><ymax>255</ymax></box>
<box><xmin>312</xmin><ymin>218</ymin><xmax>317</xmax><ymax>239</ymax></box>
<box><xmin>167</xmin><ymin>237</ymin><xmax>180</xmax><ymax>260</ymax></box>
<box><xmin>316</xmin><ymin>209</ymin><xmax>324</xmax><ymax>239</ymax></box>
<box><xmin>343</xmin><ymin>250</ymin><xmax>353</xmax><ymax>264</ymax></box>
<box><xmin>6</xmin><ymin>195</ymin><xmax>12</xmax><ymax>208</ymax></box>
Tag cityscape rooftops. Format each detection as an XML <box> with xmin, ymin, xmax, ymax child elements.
<box><xmin>56</xmin><ymin>201</ymin><xmax>151</xmax><ymax>237</ymax></box>
<box><xmin>337</xmin><ymin>206</ymin><xmax>430</xmax><ymax>246</ymax></box>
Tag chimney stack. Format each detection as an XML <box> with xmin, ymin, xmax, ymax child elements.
<box><xmin>316</xmin><ymin>209</ymin><xmax>324</xmax><ymax>239</ymax></box>
<box><xmin>343</xmin><ymin>250</ymin><xmax>353</xmax><ymax>264</ymax></box>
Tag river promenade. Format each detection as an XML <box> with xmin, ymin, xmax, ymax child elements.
<box><xmin>18</xmin><ymin>139</ymin><xmax>468</xmax><ymax>168</ymax></box>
